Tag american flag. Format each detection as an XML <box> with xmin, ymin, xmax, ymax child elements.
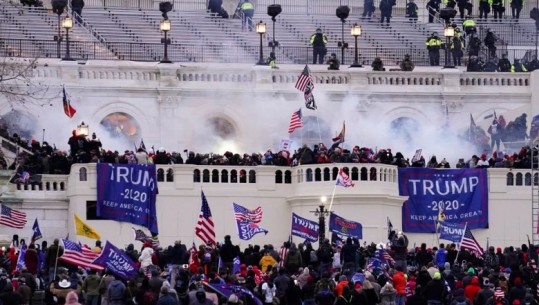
<box><xmin>59</xmin><ymin>239</ymin><xmax>103</xmax><ymax>270</ymax></box>
<box><xmin>195</xmin><ymin>191</ymin><xmax>216</xmax><ymax>246</ymax></box>
<box><xmin>376</xmin><ymin>248</ymin><xmax>395</xmax><ymax>266</ymax></box>
<box><xmin>460</xmin><ymin>226</ymin><xmax>484</xmax><ymax>257</ymax></box>
<box><xmin>335</xmin><ymin>168</ymin><xmax>354</xmax><ymax>187</ymax></box>
<box><xmin>233</xmin><ymin>203</ymin><xmax>263</xmax><ymax>224</ymax></box>
<box><xmin>332</xmin><ymin>121</ymin><xmax>346</xmax><ymax>145</ymax></box>
<box><xmin>0</xmin><ymin>204</ymin><xmax>27</xmax><ymax>229</ymax></box>
<box><xmin>288</xmin><ymin>109</ymin><xmax>303</xmax><ymax>134</ymax></box>
<box><xmin>295</xmin><ymin>65</ymin><xmax>314</xmax><ymax>92</ymax></box>
<box><xmin>132</xmin><ymin>227</ymin><xmax>149</xmax><ymax>242</ymax></box>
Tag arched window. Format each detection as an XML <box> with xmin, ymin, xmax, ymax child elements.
<box><xmin>506</xmin><ymin>172</ymin><xmax>514</xmax><ymax>185</ymax></box>
<box><xmin>525</xmin><ymin>173</ymin><xmax>532</xmax><ymax>186</ymax></box>
<box><xmin>360</xmin><ymin>167</ymin><xmax>368</xmax><ymax>181</ymax></box>
<box><xmin>157</xmin><ymin>169</ymin><xmax>165</xmax><ymax>182</ymax></box>
<box><xmin>306</xmin><ymin>168</ymin><xmax>313</xmax><ymax>182</ymax></box>
<box><xmin>166</xmin><ymin>169</ymin><xmax>174</xmax><ymax>182</ymax></box>
<box><xmin>516</xmin><ymin>173</ymin><xmax>523</xmax><ymax>186</ymax></box>
<box><xmin>221</xmin><ymin>170</ymin><xmax>229</xmax><ymax>183</ymax></box>
<box><xmin>212</xmin><ymin>170</ymin><xmax>219</xmax><ymax>183</ymax></box>
<box><xmin>193</xmin><ymin>169</ymin><xmax>201</xmax><ymax>183</ymax></box>
<box><xmin>315</xmin><ymin>168</ymin><xmax>322</xmax><ymax>181</ymax></box>
<box><xmin>79</xmin><ymin>167</ymin><xmax>87</xmax><ymax>181</ymax></box>
<box><xmin>284</xmin><ymin>171</ymin><xmax>292</xmax><ymax>184</ymax></box>
<box><xmin>332</xmin><ymin>167</ymin><xmax>339</xmax><ymax>180</ymax></box>
<box><xmin>370</xmin><ymin>168</ymin><xmax>377</xmax><ymax>181</ymax></box>
<box><xmin>203</xmin><ymin>169</ymin><xmax>210</xmax><ymax>183</ymax></box>
<box><xmin>275</xmin><ymin>170</ymin><xmax>283</xmax><ymax>184</ymax></box>
<box><xmin>351</xmin><ymin>167</ymin><xmax>359</xmax><ymax>181</ymax></box>
<box><xmin>231</xmin><ymin>170</ymin><xmax>238</xmax><ymax>183</ymax></box>
<box><xmin>323</xmin><ymin>168</ymin><xmax>331</xmax><ymax>181</ymax></box>
<box><xmin>239</xmin><ymin>170</ymin><xmax>247</xmax><ymax>183</ymax></box>
<box><xmin>100</xmin><ymin>112</ymin><xmax>140</xmax><ymax>141</ymax></box>
<box><xmin>249</xmin><ymin>170</ymin><xmax>256</xmax><ymax>183</ymax></box>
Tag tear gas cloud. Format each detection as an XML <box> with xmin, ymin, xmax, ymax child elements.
<box><xmin>12</xmin><ymin>87</ymin><xmax>484</xmax><ymax>165</ymax></box>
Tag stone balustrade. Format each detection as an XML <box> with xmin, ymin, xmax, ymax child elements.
<box><xmin>27</xmin><ymin>61</ymin><xmax>535</xmax><ymax>97</ymax></box>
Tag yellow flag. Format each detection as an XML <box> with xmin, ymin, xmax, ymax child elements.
<box><xmin>74</xmin><ymin>214</ymin><xmax>101</xmax><ymax>240</ymax></box>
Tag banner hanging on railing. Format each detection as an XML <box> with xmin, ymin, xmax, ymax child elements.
<box><xmin>96</xmin><ymin>164</ymin><xmax>159</xmax><ymax>234</ymax></box>
<box><xmin>398</xmin><ymin>168</ymin><xmax>488</xmax><ymax>233</ymax></box>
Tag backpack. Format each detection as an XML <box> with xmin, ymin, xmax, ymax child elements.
<box><xmin>310</xmin><ymin>250</ymin><xmax>318</xmax><ymax>263</ymax></box>
<box><xmin>319</xmin><ymin>245</ymin><xmax>332</xmax><ymax>262</ymax></box>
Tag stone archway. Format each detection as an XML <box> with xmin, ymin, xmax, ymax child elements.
<box><xmin>100</xmin><ymin>112</ymin><xmax>140</xmax><ymax>141</ymax></box>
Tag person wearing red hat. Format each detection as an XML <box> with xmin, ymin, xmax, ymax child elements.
<box><xmin>508</xmin><ymin>277</ymin><xmax>526</xmax><ymax>304</ymax></box>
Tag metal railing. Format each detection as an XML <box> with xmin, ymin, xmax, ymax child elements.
<box><xmin>2</xmin><ymin>38</ymin><xmax>532</xmax><ymax>65</ymax></box>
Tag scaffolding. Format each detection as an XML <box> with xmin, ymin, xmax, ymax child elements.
<box><xmin>532</xmin><ymin>146</ymin><xmax>539</xmax><ymax>244</ymax></box>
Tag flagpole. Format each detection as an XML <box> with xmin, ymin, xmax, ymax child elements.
<box><xmin>328</xmin><ymin>183</ymin><xmax>338</xmax><ymax>212</ymax></box>
<box><xmin>454</xmin><ymin>222</ymin><xmax>468</xmax><ymax>265</ymax></box>
<box><xmin>315</xmin><ymin>116</ymin><xmax>322</xmax><ymax>144</ymax></box>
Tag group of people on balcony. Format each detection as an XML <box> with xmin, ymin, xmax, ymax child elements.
<box><xmin>426</xmin><ymin>0</ymin><xmax>525</xmax><ymax>21</ymax></box>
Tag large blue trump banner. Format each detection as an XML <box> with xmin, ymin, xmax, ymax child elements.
<box><xmin>398</xmin><ymin>168</ymin><xmax>488</xmax><ymax>233</ymax></box>
<box><xmin>93</xmin><ymin>241</ymin><xmax>137</xmax><ymax>280</ymax></box>
<box><xmin>291</xmin><ymin>213</ymin><xmax>319</xmax><ymax>242</ymax></box>
<box><xmin>97</xmin><ymin>164</ymin><xmax>159</xmax><ymax>234</ymax></box>
<box><xmin>328</xmin><ymin>212</ymin><xmax>362</xmax><ymax>239</ymax></box>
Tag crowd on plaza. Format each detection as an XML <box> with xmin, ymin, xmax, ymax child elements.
<box><xmin>0</xmin><ymin>230</ymin><xmax>538</xmax><ymax>305</ymax></box>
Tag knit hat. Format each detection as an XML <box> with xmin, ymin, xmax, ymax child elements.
<box><xmin>433</xmin><ymin>272</ymin><xmax>441</xmax><ymax>280</ymax></box>
<box><xmin>467</xmin><ymin>267</ymin><xmax>475</xmax><ymax>275</ymax></box>
<box><xmin>228</xmin><ymin>294</ymin><xmax>240</xmax><ymax>303</ymax></box>
<box><xmin>494</xmin><ymin>287</ymin><xmax>504</xmax><ymax>298</ymax></box>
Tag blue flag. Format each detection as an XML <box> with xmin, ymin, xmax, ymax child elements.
<box><xmin>208</xmin><ymin>283</ymin><xmax>263</xmax><ymax>305</ymax></box>
<box><xmin>32</xmin><ymin>218</ymin><xmax>42</xmax><ymax>241</ymax></box>
<box><xmin>16</xmin><ymin>242</ymin><xmax>26</xmax><ymax>271</ymax></box>
<box><xmin>96</xmin><ymin>164</ymin><xmax>159</xmax><ymax>234</ymax></box>
<box><xmin>291</xmin><ymin>213</ymin><xmax>319</xmax><ymax>242</ymax></box>
<box><xmin>93</xmin><ymin>241</ymin><xmax>137</xmax><ymax>280</ymax></box>
<box><xmin>328</xmin><ymin>212</ymin><xmax>362</xmax><ymax>239</ymax></box>
<box><xmin>233</xmin><ymin>203</ymin><xmax>268</xmax><ymax>240</ymax></box>
<box><xmin>439</xmin><ymin>222</ymin><xmax>466</xmax><ymax>243</ymax></box>
<box><xmin>233</xmin><ymin>256</ymin><xmax>241</xmax><ymax>274</ymax></box>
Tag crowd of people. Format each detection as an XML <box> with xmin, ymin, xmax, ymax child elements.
<box><xmin>1</xmin><ymin>230</ymin><xmax>538</xmax><ymax>305</ymax></box>
<box><xmin>2</xmin><ymin>113</ymin><xmax>537</xmax><ymax>179</ymax></box>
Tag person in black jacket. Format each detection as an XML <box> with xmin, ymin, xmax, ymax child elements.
<box><xmin>426</xmin><ymin>0</ymin><xmax>439</xmax><ymax>22</ymax></box>
<box><xmin>423</xmin><ymin>272</ymin><xmax>446</xmax><ymax>304</ymax></box>
<box><xmin>380</xmin><ymin>0</ymin><xmax>396</xmax><ymax>25</ymax></box>
<box><xmin>498</xmin><ymin>54</ymin><xmax>512</xmax><ymax>72</ymax></box>
<box><xmin>341</xmin><ymin>238</ymin><xmax>358</xmax><ymax>272</ymax></box>
<box><xmin>220</xmin><ymin>235</ymin><xmax>238</xmax><ymax>273</ymax></box>
<box><xmin>71</xmin><ymin>0</ymin><xmax>84</xmax><ymax>23</ymax></box>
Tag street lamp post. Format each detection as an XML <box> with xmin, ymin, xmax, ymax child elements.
<box><xmin>256</xmin><ymin>21</ymin><xmax>267</xmax><ymax>65</ymax></box>
<box><xmin>77</xmin><ymin>121</ymin><xmax>89</xmax><ymax>136</ymax></box>
<box><xmin>444</xmin><ymin>26</ymin><xmax>455</xmax><ymax>68</ymax></box>
<box><xmin>350</xmin><ymin>23</ymin><xmax>362</xmax><ymax>67</ymax></box>
<box><xmin>160</xmin><ymin>19</ymin><xmax>172</xmax><ymax>64</ymax></box>
<box><xmin>311</xmin><ymin>196</ymin><xmax>330</xmax><ymax>244</ymax></box>
<box><xmin>61</xmin><ymin>16</ymin><xmax>74</xmax><ymax>61</ymax></box>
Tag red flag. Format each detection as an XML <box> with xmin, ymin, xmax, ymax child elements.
<box><xmin>63</xmin><ymin>86</ymin><xmax>76</xmax><ymax>118</ymax></box>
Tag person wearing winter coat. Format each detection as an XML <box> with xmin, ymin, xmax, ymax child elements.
<box><xmin>107</xmin><ymin>275</ymin><xmax>126</xmax><ymax>305</ymax></box>
<box><xmin>66</xmin><ymin>290</ymin><xmax>83</xmax><ymax>305</ymax></box>
<box><xmin>157</xmin><ymin>286</ymin><xmax>180</xmax><ymax>305</ymax></box>
<box><xmin>424</xmin><ymin>272</ymin><xmax>446</xmax><ymax>304</ymax></box>
<box><xmin>464</xmin><ymin>276</ymin><xmax>481</xmax><ymax>302</ymax></box>
<box><xmin>284</xmin><ymin>243</ymin><xmax>302</xmax><ymax>274</ymax></box>
<box><xmin>139</xmin><ymin>241</ymin><xmax>155</xmax><ymax>272</ymax></box>
<box><xmin>380</xmin><ymin>282</ymin><xmax>397</xmax><ymax>305</ymax></box>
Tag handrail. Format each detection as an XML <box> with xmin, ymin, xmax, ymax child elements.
<box><xmin>0</xmin><ymin>135</ymin><xmax>34</xmax><ymax>157</ymax></box>
<box><xmin>72</xmin><ymin>11</ymin><xmax>108</xmax><ymax>45</ymax></box>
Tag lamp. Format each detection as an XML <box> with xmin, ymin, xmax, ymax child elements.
<box><xmin>256</xmin><ymin>21</ymin><xmax>267</xmax><ymax>65</ymax></box>
<box><xmin>77</xmin><ymin>121</ymin><xmax>89</xmax><ymax>137</ymax></box>
<box><xmin>311</xmin><ymin>196</ymin><xmax>330</xmax><ymax>244</ymax></box>
<box><xmin>336</xmin><ymin>6</ymin><xmax>350</xmax><ymax>64</ymax></box>
<box><xmin>267</xmin><ymin>4</ymin><xmax>282</xmax><ymax>54</ymax></box>
<box><xmin>61</xmin><ymin>16</ymin><xmax>74</xmax><ymax>61</ymax></box>
<box><xmin>444</xmin><ymin>26</ymin><xmax>455</xmax><ymax>68</ymax></box>
<box><xmin>159</xmin><ymin>19</ymin><xmax>172</xmax><ymax>63</ymax></box>
<box><xmin>350</xmin><ymin>23</ymin><xmax>362</xmax><ymax>67</ymax></box>
<box><xmin>52</xmin><ymin>0</ymin><xmax>67</xmax><ymax>58</ymax></box>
